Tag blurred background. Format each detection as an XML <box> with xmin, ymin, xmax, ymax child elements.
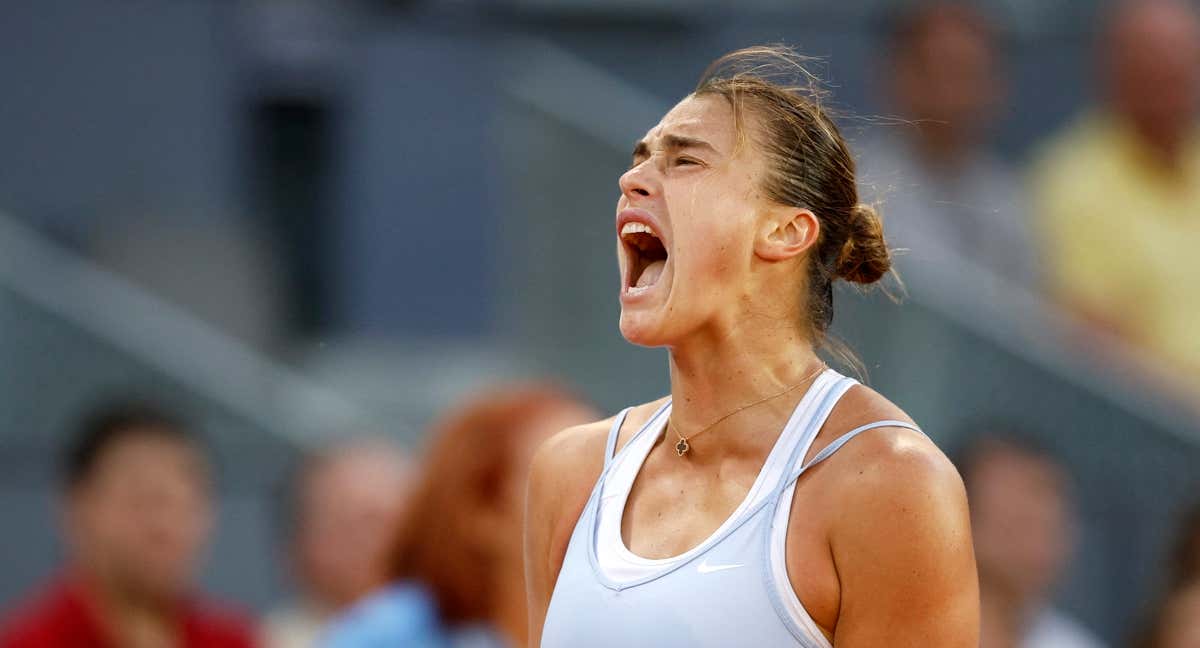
<box><xmin>1</xmin><ymin>0</ymin><xmax>1199</xmax><ymax>646</ymax></box>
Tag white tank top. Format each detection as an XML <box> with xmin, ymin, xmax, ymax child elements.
<box><xmin>541</xmin><ymin>369</ymin><xmax>924</xmax><ymax>647</ymax></box>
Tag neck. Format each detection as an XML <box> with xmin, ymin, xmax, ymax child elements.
<box><xmin>1120</xmin><ymin>112</ymin><xmax>1191</xmax><ymax>177</ymax></box>
<box><xmin>78</xmin><ymin>570</ymin><xmax>179</xmax><ymax>648</ymax></box>
<box><xmin>305</xmin><ymin>594</ymin><xmax>341</xmax><ymax>620</ymax></box>
<box><xmin>978</xmin><ymin>578</ymin><xmax>1034</xmax><ymax>648</ymax></box>
<box><xmin>1137</xmin><ymin>127</ymin><xmax>1187</xmax><ymax>175</ymax></box>
<box><xmin>667</xmin><ymin>320</ymin><xmax>821</xmax><ymax>453</ymax></box>
<box><xmin>911</xmin><ymin>125</ymin><xmax>974</xmax><ymax>172</ymax></box>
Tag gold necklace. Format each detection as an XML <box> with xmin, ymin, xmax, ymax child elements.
<box><xmin>667</xmin><ymin>362</ymin><xmax>827</xmax><ymax>457</ymax></box>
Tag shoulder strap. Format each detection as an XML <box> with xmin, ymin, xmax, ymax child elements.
<box><xmin>786</xmin><ymin>419</ymin><xmax>924</xmax><ymax>485</ymax></box>
<box><xmin>604</xmin><ymin>407</ymin><xmax>633</xmax><ymax>467</ymax></box>
<box><xmin>768</xmin><ymin>375</ymin><xmax>855</xmax><ymax>496</ymax></box>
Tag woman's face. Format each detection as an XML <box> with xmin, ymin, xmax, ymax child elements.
<box><xmin>615</xmin><ymin>94</ymin><xmax>780</xmax><ymax>347</ymax></box>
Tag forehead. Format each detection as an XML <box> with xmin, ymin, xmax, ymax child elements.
<box><xmin>88</xmin><ymin>432</ymin><xmax>207</xmax><ymax>485</ymax></box>
<box><xmin>640</xmin><ymin>94</ymin><xmax>737</xmax><ymax>150</ymax></box>
<box><xmin>1110</xmin><ymin>3</ymin><xmax>1200</xmax><ymax>60</ymax></box>
<box><xmin>973</xmin><ymin>448</ymin><xmax>1065</xmax><ymax>496</ymax></box>
<box><xmin>306</xmin><ymin>449</ymin><xmax>409</xmax><ymax>499</ymax></box>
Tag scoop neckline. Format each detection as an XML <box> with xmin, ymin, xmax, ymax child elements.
<box><xmin>608</xmin><ymin>369</ymin><xmax>836</xmax><ymax>566</ymax></box>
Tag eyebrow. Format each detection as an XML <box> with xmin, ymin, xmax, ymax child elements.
<box><xmin>631</xmin><ymin>134</ymin><xmax>720</xmax><ymax>160</ymax></box>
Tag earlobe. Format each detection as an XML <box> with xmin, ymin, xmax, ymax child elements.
<box><xmin>755</xmin><ymin>209</ymin><xmax>819</xmax><ymax>261</ymax></box>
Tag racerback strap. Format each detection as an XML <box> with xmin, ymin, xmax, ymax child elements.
<box><xmin>785</xmin><ymin>419</ymin><xmax>925</xmax><ymax>486</ymax></box>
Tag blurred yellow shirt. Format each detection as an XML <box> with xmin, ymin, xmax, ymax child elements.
<box><xmin>1031</xmin><ymin>113</ymin><xmax>1200</xmax><ymax>386</ymax></box>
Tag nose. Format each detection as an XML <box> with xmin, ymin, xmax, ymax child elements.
<box><xmin>619</xmin><ymin>161</ymin><xmax>655</xmax><ymax>202</ymax></box>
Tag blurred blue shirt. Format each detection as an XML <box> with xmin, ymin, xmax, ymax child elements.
<box><xmin>320</xmin><ymin>584</ymin><xmax>446</xmax><ymax>648</ymax></box>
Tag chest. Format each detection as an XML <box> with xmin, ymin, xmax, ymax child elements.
<box><xmin>620</xmin><ymin>451</ymin><xmax>760</xmax><ymax>559</ymax></box>
<box><xmin>617</xmin><ymin>446</ymin><xmax>843</xmax><ymax>634</ymax></box>
<box><xmin>1106</xmin><ymin>205</ymin><xmax>1200</xmax><ymax>337</ymax></box>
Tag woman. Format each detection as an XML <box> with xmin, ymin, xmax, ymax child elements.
<box><xmin>323</xmin><ymin>384</ymin><xmax>595</xmax><ymax>648</ymax></box>
<box><xmin>526</xmin><ymin>46</ymin><xmax>978</xmax><ymax>647</ymax></box>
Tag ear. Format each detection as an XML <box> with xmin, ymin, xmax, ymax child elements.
<box><xmin>754</xmin><ymin>208</ymin><xmax>820</xmax><ymax>261</ymax></box>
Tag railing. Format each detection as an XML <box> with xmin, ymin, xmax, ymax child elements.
<box><xmin>0</xmin><ymin>212</ymin><xmax>371</xmax><ymax>446</ymax></box>
<box><xmin>0</xmin><ymin>210</ymin><xmax>378</xmax><ymax>610</ymax></box>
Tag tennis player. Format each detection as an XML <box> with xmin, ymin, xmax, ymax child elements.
<box><xmin>526</xmin><ymin>45</ymin><xmax>978</xmax><ymax>647</ymax></box>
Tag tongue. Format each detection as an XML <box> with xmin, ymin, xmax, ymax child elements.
<box><xmin>636</xmin><ymin>260</ymin><xmax>666</xmax><ymax>288</ymax></box>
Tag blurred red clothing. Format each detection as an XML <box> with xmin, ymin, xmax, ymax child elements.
<box><xmin>0</xmin><ymin>575</ymin><xmax>254</xmax><ymax>648</ymax></box>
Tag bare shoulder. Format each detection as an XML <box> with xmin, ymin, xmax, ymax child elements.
<box><xmin>535</xmin><ymin>416</ymin><xmax>614</xmax><ymax>466</ymax></box>
<box><xmin>528</xmin><ymin>418</ymin><xmax>611</xmax><ymax>503</ymax></box>
<box><xmin>613</xmin><ymin>395</ymin><xmax>671</xmax><ymax>453</ymax></box>
<box><xmin>525</xmin><ymin>396</ymin><xmax>671</xmax><ymax>610</ymax></box>
<box><xmin>528</xmin><ymin>396</ymin><xmax>670</xmax><ymax>523</ymax></box>
<box><xmin>812</xmin><ymin>386</ymin><xmax>978</xmax><ymax>644</ymax></box>
<box><xmin>810</xmin><ymin>382</ymin><xmax>967</xmax><ymax>532</ymax></box>
<box><xmin>818</xmin><ymin>383</ymin><xmax>952</xmax><ymax>476</ymax></box>
<box><xmin>833</xmin><ymin>426</ymin><xmax>966</xmax><ymax>522</ymax></box>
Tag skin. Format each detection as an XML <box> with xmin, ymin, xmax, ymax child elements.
<box><xmin>967</xmin><ymin>445</ymin><xmax>1073</xmax><ymax>648</ymax></box>
<box><xmin>291</xmin><ymin>440</ymin><xmax>415</xmax><ymax>614</ymax></box>
<box><xmin>889</xmin><ymin>5</ymin><xmax>1002</xmax><ymax>168</ymax></box>
<box><xmin>526</xmin><ymin>94</ymin><xmax>978</xmax><ymax>646</ymax></box>
<box><xmin>1104</xmin><ymin>0</ymin><xmax>1200</xmax><ymax>171</ymax></box>
<box><xmin>1156</xmin><ymin>583</ymin><xmax>1200</xmax><ymax>648</ymax></box>
<box><xmin>484</xmin><ymin>403</ymin><xmax>597</xmax><ymax>647</ymax></box>
<box><xmin>63</xmin><ymin>431</ymin><xmax>214</xmax><ymax>648</ymax></box>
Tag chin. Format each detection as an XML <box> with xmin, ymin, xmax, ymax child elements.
<box><xmin>125</xmin><ymin>575</ymin><xmax>188</xmax><ymax>603</ymax></box>
<box><xmin>618</xmin><ymin>309</ymin><xmax>672</xmax><ymax>347</ymax></box>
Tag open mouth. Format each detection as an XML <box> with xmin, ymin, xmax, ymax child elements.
<box><xmin>621</xmin><ymin>221</ymin><xmax>668</xmax><ymax>295</ymax></box>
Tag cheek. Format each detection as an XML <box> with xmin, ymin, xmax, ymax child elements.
<box><xmin>179</xmin><ymin>506</ymin><xmax>213</xmax><ymax>549</ymax></box>
<box><xmin>673</xmin><ymin>212</ymin><xmax>748</xmax><ymax>282</ymax></box>
<box><xmin>90</xmin><ymin>494</ymin><xmax>140</xmax><ymax>542</ymax></box>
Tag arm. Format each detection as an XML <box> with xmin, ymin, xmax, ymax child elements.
<box><xmin>524</xmin><ymin>437</ymin><xmax>561</xmax><ymax>648</ymax></box>
<box><xmin>830</xmin><ymin>435</ymin><xmax>979</xmax><ymax>647</ymax></box>
<box><xmin>524</xmin><ymin>423</ymin><xmax>608</xmax><ymax>647</ymax></box>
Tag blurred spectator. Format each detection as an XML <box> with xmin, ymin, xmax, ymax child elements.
<box><xmin>261</xmin><ymin>438</ymin><xmax>416</xmax><ymax>648</ymax></box>
<box><xmin>322</xmin><ymin>384</ymin><xmax>595</xmax><ymax>648</ymax></box>
<box><xmin>858</xmin><ymin>1</ymin><xmax>1037</xmax><ymax>286</ymax></box>
<box><xmin>957</xmin><ymin>433</ymin><xmax>1105</xmax><ymax>648</ymax></box>
<box><xmin>1031</xmin><ymin>0</ymin><xmax>1200</xmax><ymax>387</ymax></box>
<box><xmin>0</xmin><ymin>402</ymin><xmax>253</xmax><ymax>648</ymax></box>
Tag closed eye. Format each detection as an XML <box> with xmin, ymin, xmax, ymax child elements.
<box><xmin>674</xmin><ymin>156</ymin><xmax>701</xmax><ymax>166</ymax></box>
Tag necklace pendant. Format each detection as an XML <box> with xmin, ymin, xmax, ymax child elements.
<box><xmin>675</xmin><ymin>437</ymin><xmax>690</xmax><ymax>457</ymax></box>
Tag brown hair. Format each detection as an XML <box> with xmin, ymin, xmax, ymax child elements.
<box><xmin>694</xmin><ymin>45</ymin><xmax>891</xmax><ymax>336</ymax></box>
<box><xmin>383</xmin><ymin>384</ymin><xmax>583</xmax><ymax>625</ymax></box>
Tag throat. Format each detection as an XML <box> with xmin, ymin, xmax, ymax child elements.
<box><xmin>667</xmin><ymin>339</ymin><xmax>823</xmax><ymax>427</ymax></box>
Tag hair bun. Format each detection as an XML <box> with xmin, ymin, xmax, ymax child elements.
<box><xmin>835</xmin><ymin>203</ymin><xmax>891</xmax><ymax>285</ymax></box>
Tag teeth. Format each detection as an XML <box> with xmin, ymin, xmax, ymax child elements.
<box><xmin>626</xmin><ymin>285</ymin><xmax>651</xmax><ymax>296</ymax></box>
<box><xmin>621</xmin><ymin>222</ymin><xmax>656</xmax><ymax>237</ymax></box>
